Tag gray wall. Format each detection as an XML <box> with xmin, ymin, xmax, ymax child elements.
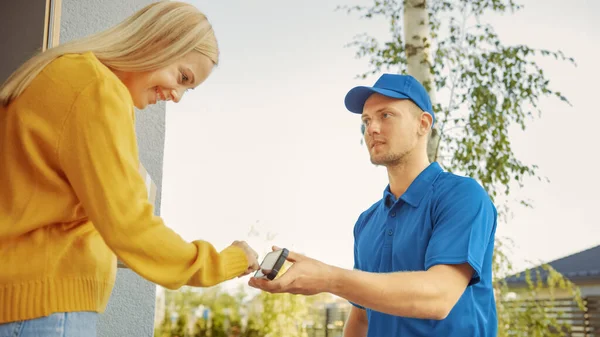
<box><xmin>0</xmin><ymin>0</ymin><xmax>47</xmax><ymax>83</ymax></box>
<box><xmin>60</xmin><ymin>1</ymin><xmax>164</xmax><ymax>336</ymax></box>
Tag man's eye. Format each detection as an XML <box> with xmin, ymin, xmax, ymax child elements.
<box><xmin>383</xmin><ymin>112</ymin><xmax>391</xmax><ymax>118</ymax></box>
<box><xmin>181</xmin><ymin>72</ymin><xmax>189</xmax><ymax>82</ymax></box>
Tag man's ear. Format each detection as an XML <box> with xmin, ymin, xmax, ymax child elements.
<box><xmin>418</xmin><ymin>112</ymin><xmax>433</xmax><ymax>135</ymax></box>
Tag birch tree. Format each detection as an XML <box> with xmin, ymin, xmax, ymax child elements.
<box><xmin>340</xmin><ymin>0</ymin><xmax>582</xmax><ymax>335</ymax></box>
<box><xmin>404</xmin><ymin>0</ymin><xmax>440</xmax><ymax>161</ymax></box>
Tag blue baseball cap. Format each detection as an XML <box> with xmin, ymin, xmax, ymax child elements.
<box><xmin>344</xmin><ymin>74</ymin><xmax>435</xmax><ymax>126</ymax></box>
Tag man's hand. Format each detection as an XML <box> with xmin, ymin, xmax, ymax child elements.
<box><xmin>249</xmin><ymin>246</ymin><xmax>473</xmax><ymax>320</ymax></box>
<box><xmin>231</xmin><ymin>240</ymin><xmax>259</xmax><ymax>277</ymax></box>
<box><xmin>248</xmin><ymin>246</ymin><xmax>334</xmax><ymax>295</ymax></box>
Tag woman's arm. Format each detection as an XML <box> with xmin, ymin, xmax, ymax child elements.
<box><xmin>58</xmin><ymin>77</ymin><xmax>249</xmax><ymax>289</ymax></box>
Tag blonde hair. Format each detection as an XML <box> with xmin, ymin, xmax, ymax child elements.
<box><xmin>0</xmin><ymin>0</ymin><xmax>218</xmax><ymax>106</ymax></box>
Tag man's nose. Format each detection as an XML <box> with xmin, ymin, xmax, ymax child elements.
<box><xmin>366</xmin><ymin>121</ymin><xmax>381</xmax><ymax>135</ymax></box>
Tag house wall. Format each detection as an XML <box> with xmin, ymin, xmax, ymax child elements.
<box><xmin>59</xmin><ymin>0</ymin><xmax>164</xmax><ymax>336</ymax></box>
<box><xmin>0</xmin><ymin>0</ymin><xmax>47</xmax><ymax>82</ymax></box>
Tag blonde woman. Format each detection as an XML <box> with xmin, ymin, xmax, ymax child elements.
<box><xmin>0</xmin><ymin>1</ymin><xmax>259</xmax><ymax>335</ymax></box>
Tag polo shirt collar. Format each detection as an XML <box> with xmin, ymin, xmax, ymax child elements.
<box><xmin>383</xmin><ymin>162</ymin><xmax>444</xmax><ymax>208</ymax></box>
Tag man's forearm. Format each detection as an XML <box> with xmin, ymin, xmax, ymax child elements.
<box><xmin>327</xmin><ymin>267</ymin><xmax>451</xmax><ymax>320</ymax></box>
<box><xmin>343</xmin><ymin>307</ymin><xmax>368</xmax><ymax>337</ymax></box>
<box><xmin>343</xmin><ymin>319</ymin><xmax>367</xmax><ymax>337</ymax></box>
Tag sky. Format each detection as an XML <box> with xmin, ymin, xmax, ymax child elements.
<box><xmin>159</xmin><ymin>0</ymin><xmax>600</xmax><ymax>291</ymax></box>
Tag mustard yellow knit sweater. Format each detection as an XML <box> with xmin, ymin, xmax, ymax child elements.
<box><xmin>0</xmin><ymin>52</ymin><xmax>247</xmax><ymax>324</ymax></box>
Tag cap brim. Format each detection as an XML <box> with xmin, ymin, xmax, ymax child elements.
<box><xmin>344</xmin><ymin>86</ymin><xmax>410</xmax><ymax>114</ymax></box>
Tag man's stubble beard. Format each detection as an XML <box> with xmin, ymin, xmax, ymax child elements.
<box><xmin>370</xmin><ymin>149</ymin><xmax>410</xmax><ymax>167</ymax></box>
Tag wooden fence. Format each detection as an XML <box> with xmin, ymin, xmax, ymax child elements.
<box><xmin>501</xmin><ymin>296</ymin><xmax>600</xmax><ymax>337</ymax></box>
<box><xmin>304</xmin><ymin>296</ymin><xmax>600</xmax><ymax>337</ymax></box>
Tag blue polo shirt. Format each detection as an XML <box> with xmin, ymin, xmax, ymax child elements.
<box><xmin>352</xmin><ymin>162</ymin><xmax>497</xmax><ymax>336</ymax></box>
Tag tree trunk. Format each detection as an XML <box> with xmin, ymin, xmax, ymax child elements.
<box><xmin>403</xmin><ymin>0</ymin><xmax>440</xmax><ymax>163</ymax></box>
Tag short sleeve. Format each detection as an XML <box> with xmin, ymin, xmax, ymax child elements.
<box><xmin>350</xmin><ymin>214</ymin><xmax>366</xmax><ymax>310</ymax></box>
<box><xmin>424</xmin><ymin>178</ymin><xmax>496</xmax><ymax>286</ymax></box>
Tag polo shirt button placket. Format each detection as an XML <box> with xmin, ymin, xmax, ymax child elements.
<box><xmin>388</xmin><ymin>211</ymin><xmax>396</xmax><ymax>237</ymax></box>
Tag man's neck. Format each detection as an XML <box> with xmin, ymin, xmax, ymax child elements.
<box><xmin>386</xmin><ymin>154</ymin><xmax>431</xmax><ymax>199</ymax></box>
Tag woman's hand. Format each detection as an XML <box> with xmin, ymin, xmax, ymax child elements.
<box><xmin>231</xmin><ymin>240</ymin><xmax>259</xmax><ymax>276</ymax></box>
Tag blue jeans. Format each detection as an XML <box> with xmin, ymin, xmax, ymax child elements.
<box><xmin>0</xmin><ymin>312</ymin><xmax>98</xmax><ymax>337</ymax></box>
